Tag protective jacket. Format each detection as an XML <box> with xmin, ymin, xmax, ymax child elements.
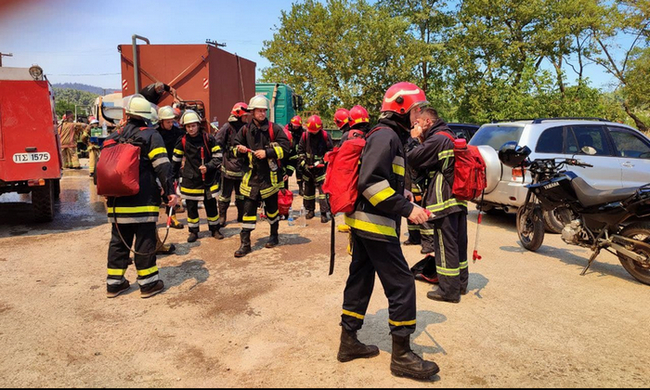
<box><xmin>106</xmin><ymin>118</ymin><xmax>174</xmax><ymax>223</ymax></box>
<box><xmin>344</xmin><ymin>118</ymin><xmax>413</xmax><ymax>243</ymax></box>
<box><xmin>283</xmin><ymin>123</ymin><xmax>303</xmax><ymax>178</ymax></box>
<box><xmin>171</xmin><ymin>132</ymin><xmax>223</xmax><ymax>201</ymax></box>
<box><xmin>297</xmin><ymin>130</ymin><xmax>333</xmax><ymax>184</ymax></box>
<box><xmin>59</xmin><ymin>121</ymin><xmax>88</xmax><ymax>148</ymax></box>
<box><xmin>156</xmin><ymin>123</ymin><xmax>185</xmax><ymax>159</ymax></box>
<box><xmin>234</xmin><ymin>119</ymin><xmax>290</xmax><ymax>199</ymax></box>
<box><xmin>406</xmin><ymin>119</ymin><xmax>466</xmax><ymax>220</ymax></box>
<box><xmin>216</xmin><ymin>119</ymin><xmax>247</xmax><ymax>179</ymax></box>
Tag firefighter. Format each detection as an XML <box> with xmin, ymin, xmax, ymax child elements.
<box><xmin>140</xmin><ymin>81</ymin><xmax>179</xmax><ymax>105</ymax></box>
<box><xmin>407</xmin><ymin>107</ymin><xmax>469</xmax><ymax>302</ymax></box>
<box><xmin>58</xmin><ymin>111</ymin><xmax>88</xmax><ymax>169</ymax></box>
<box><xmin>334</xmin><ymin>108</ymin><xmax>351</xmax><ymax>147</ymax></box>
<box><xmin>406</xmin><ymin>164</ymin><xmax>437</xmax><ymax>284</ymax></box>
<box><xmin>81</xmin><ymin>117</ymin><xmax>101</xmax><ymax>177</ymax></box>
<box><xmin>298</xmin><ymin>115</ymin><xmax>334</xmax><ymax>223</ymax></box>
<box><xmin>105</xmin><ymin>95</ymin><xmax>178</xmax><ymax>299</ymax></box>
<box><xmin>283</xmin><ymin>115</ymin><xmax>304</xmax><ymax>193</ymax></box>
<box><xmin>233</xmin><ymin>95</ymin><xmax>290</xmax><ymax>257</ymax></box>
<box><xmin>215</xmin><ymin>102</ymin><xmax>249</xmax><ymax>225</ymax></box>
<box><xmin>156</xmin><ymin>106</ymin><xmax>185</xmax><ymax>230</ymax></box>
<box><xmin>338</xmin><ymin>82</ymin><xmax>438</xmax><ymax>380</ymax></box>
<box><xmin>171</xmin><ymin>110</ymin><xmax>224</xmax><ymax>242</ymax></box>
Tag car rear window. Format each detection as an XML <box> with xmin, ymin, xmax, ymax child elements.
<box><xmin>469</xmin><ymin>125</ymin><xmax>524</xmax><ymax>150</ymax></box>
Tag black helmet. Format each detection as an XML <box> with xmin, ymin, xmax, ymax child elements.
<box><xmin>498</xmin><ymin>141</ymin><xmax>531</xmax><ymax>168</ymax></box>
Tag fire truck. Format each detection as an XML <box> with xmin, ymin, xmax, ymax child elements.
<box><xmin>0</xmin><ymin>65</ymin><xmax>61</xmax><ymax>221</ymax></box>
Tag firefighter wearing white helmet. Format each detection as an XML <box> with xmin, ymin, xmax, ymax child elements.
<box><xmin>156</xmin><ymin>106</ymin><xmax>186</xmax><ymax>231</ymax></box>
<box><xmin>171</xmin><ymin>110</ymin><xmax>224</xmax><ymax>242</ymax></box>
<box><xmin>214</xmin><ymin>102</ymin><xmax>250</xmax><ymax>227</ymax></box>
<box><xmin>104</xmin><ymin>94</ymin><xmax>179</xmax><ymax>299</ymax></box>
<box><xmin>81</xmin><ymin>117</ymin><xmax>101</xmax><ymax>177</ymax></box>
<box><xmin>232</xmin><ymin>94</ymin><xmax>290</xmax><ymax>257</ymax></box>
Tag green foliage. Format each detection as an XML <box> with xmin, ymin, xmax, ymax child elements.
<box><xmin>53</xmin><ymin>87</ymin><xmax>98</xmax><ymax>118</ymax></box>
<box><xmin>261</xmin><ymin>0</ymin><xmax>649</xmax><ymax>130</ymax></box>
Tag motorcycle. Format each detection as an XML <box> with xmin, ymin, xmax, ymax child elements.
<box><xmin>498</xmin><ymin>142</ymin><xmax>650</xmax><ymax>286</ymax></box>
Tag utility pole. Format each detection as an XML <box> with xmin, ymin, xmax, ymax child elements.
<box><xmin>205</xmin><ymin>39</ymin><xmax>226</xmax><ymax>48</ymax></box>
<box><xmin>0</xmin><ymin>52</ymin><xmax>13</xmax><ymax>67</ymax></box>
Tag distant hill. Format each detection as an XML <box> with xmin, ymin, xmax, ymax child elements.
<box><xmin>52</xmin><ymin>83</ymin><xmax>120</xmax><ymax>96</ymax></box>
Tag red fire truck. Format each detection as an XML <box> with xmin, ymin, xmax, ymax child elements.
<box><xmin>0</xmin><ymin>65</ymin><xmax>62</xmax><ymax>221</ymax></box>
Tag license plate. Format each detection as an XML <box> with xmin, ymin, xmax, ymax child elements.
<box><xmin>12</xmin><ymin>152</ymin><xmax>51</xmax><ymax>163</ymax></box>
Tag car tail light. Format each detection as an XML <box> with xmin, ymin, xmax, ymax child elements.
<box><xmin>27</xmin><ymin>179</ymin><xmax>45</xmax><ymax>187</ymax></box>
<box><xmin>511</xmin><ymin>167</ymin><xmax>525</xmax><ymax>182</ymax></box>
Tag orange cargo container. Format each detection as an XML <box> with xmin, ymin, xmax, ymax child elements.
<box><xmin>118</xmin><ymin>41</ymin><xmax>256</xmax><ymax>126</ymax></box>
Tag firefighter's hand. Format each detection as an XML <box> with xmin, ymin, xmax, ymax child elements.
<box><xmin>408</xmin><ymin>205</ymin><xmax>429</xmax><ymax>224</ymax></box>
<box><xmin>168</xmin><ymin>194</ymin><xmax>179</xmax><ymax>208</ymax></box>
<box><xmin>199</xmin><ymin>165</ymin><xmax>207</xmax><ymax>174</ymax></box>
<box><xmin>283</xmin><ymin>175</ymin><xmax>288</xmax><ymax>182</ymax></box>
<box><xmin>254</xmin><ymin>150</ymin><xmax>267</xmax><ymax>159</ymax></box>
<box><xmin>404</xmin><ymin>189</ymin><xmax>414</xmax><ymax>202</ymax></box>
<box><xmin>236</xmin><ymin>145</ymin><xmax>249</xmax><ymax>153</ymax></box>
<box><xmin>410</xmin><ymin>124</ymin><xmax>424</xmax><ymax>141</ymax></box>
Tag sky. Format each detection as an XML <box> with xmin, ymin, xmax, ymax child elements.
<box><xmin>0</xmin><ymin>0</ymin><xmax>625</xmax><ymax>92</ymax></box>
<box><xmin>0</xmin><ymin>0</ymin><xmax>293</xmax><ymax>89</ymax></box>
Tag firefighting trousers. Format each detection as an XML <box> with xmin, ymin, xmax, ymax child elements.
<box><xmin>342</xmin><ymin>231</ymin><xmax>417</xmax><ymax>338</ymax></box>
<box><xmin>406</xmin><ymin>219</ymin><xmax>421</xmax><ymax>244</ymax></box>
<box><xmin>219</xmin><ymin>177</ymin><xmax>244</xmax><ymax>222</ymax></box>
<box><xmin>431</xmin><ymin>211</ymin><xmax>468</xmax><ymax>299</ymax></box>
<box><xmin>61</xmin><ymin>147</ymin><xmax>80</xmax><ymax>168</ymax></box>
<box><xmin>186</xmin><ymin>195</ymin><xmax>219</xmax><ymax>233</ymax></box>
<box><xmin>107</xmin><ymin>222</ymin><xmax>160</xmax><ymax>289</ymax></box>
<box><xmin>88</xmin><ymin>146</ymin><xmax>100</xmax><ymax>174</ymax></box>
<box><xmin>420</xmin><ymin>221</ymin><xmax>436</xmax><ymax>255</ymax></box>
<box><xmin>303</xmin><ymin>179</ymin><xmax>330</xmax><ymax>214</ymax></box>
<box><xmin>241</xmin><ymin>193</ymin><xmax>279</xmax><ymax>232</ymax></box>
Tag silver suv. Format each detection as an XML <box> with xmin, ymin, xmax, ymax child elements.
<box><xmin>469</xmin><ymin>118</ymin><xmax>650</xmax><ymax>232</ymax></box>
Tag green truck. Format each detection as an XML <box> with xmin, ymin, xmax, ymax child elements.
<box><xmin>255</xmin><ymin>83</ymin><xmax>303</xmax><ymax>127</ymax></box>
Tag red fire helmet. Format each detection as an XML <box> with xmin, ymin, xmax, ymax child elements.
<box><xmin>231</xmin><ymin>102</ymin><xmax>249</xmax><ymax>117</ymax></box>
<box><xmin>349</xmin><ymin>105</ymin><xmax>369</xmax><ymax>125</ymax></box>
<box><xmin>333</xmin><ymin>108</ymin><xmax>350</xmax><ymax>129</ymax></box>
<box><xmin>306</xmin><ymin>115</ymin><xmax>323</xmax><ymax>134</ymax></box>
<box><xmin>290</xmin><ymin>115</ymin><xmax>302</xmax><ymax>127</ymax></box>
<box><xmin>380</xmin><ymin>82</ymin><xmax>428</xmax><ymax>115</ymax></box>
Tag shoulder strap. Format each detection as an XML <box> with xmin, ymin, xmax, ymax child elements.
<box><xmin>182</xmin><ymin>135</ymin><xmax>186</xmax><ymax>151</ymax></box>
<box><xmin>268</xmin><ymin>122</ymin><xmax>275</xmax><ymax>142</ymax></box>
<box><xmin>440</xmin><ymin>131</ymin><xmax>455</xmax><ymax>142</ymax></box>
<box><xmin>203</xmin><ymin>132</ymin><xmax>210</xmax><ymax>151</ymax></box>
<box><xmin>301</xmin><ymin>132</ymin><xmax>306</xmax><ymax>142</ymax></box>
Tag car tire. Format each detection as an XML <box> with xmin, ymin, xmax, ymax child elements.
<box><xmin>32</xmin><ymin>180</ymin><xmax>55</xmax><ymax>222</ymax></box>
<box><xmin>543</xmin><ymin>209</ymin><xmax>564</xmax><ymax>234</ymax></box>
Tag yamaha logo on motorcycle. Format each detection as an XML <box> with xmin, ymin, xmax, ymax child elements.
<box><xmin>499</xmin><ymin>149</ymin><xmax>650</xmax><ymax>286</ymax></box>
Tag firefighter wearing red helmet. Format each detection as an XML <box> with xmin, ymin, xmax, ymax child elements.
<box><xmin>283</xmin><ymin>115</ymin><xmax>305</xmax><ymax>193</ymax></box>
<box><xmin>215</xmin><ymin>102</ymin><xmax>250</xmax><ymax>226</ymax></box>
<box><xmin>297</xmin><ymin>115</ymin><xmax>333</xmax><ymax>223</ymax></box>
<box><xmin>337</xmin><ymin>82</ymin><xmax>438</xmax><ymax>380</ymax></box>
<box><xmin>333</xmin><ymin>108</ymin><xmax>350</xmax><ymax>146</ymax></box>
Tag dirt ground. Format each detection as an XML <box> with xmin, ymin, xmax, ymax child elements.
<box><xmin>0</xmin><ymin>165</ymin><xmax>649</xmax><ymax>387</ymax></box>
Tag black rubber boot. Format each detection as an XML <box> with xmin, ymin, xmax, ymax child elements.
<box><xmin>234</xmin><ymin>230</ymin><xmax>252</xmax><ymax>257</ymax></box>
<box><xmin>265</xmin><ymin>223</ymin><xmax>279</xmax><ymax>248</ymax></box>
<box><xmin>306</xmin><ymin>210</ymin><xmax>315</xmax><ymax>220</ymax></box>
<box><xmin>217</xmin><ymin>202</ymin><xmax>228</xmax><ymax>227</ymax></box>
<box><xmin>187</xmin><ymin>232</ymin><xmax>198</xmax><ymax>243</ymax></box>
<box><xmin>390</xmin><ymin>334</ymin><xmax>439</xmax><ymax>380</ymax></box>
<box><xmin>211</xmin><ymin>226</ymin><xmax>224</xmax><ymax>240</ymax></box>
<box><xmin>337</xmin><ymin>328</ymin><xmax>379</xmax><ymax>362</ymax></box>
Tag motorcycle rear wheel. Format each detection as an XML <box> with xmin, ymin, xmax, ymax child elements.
<box><xmin>517</xmin><ymin>205</ymin><xmax>545</xmax><ymax>251</ymax></box>
<box><xmin>617</xmin><ymin>222</ymin><xmax>650</xmax><ymax>286</ymax></box>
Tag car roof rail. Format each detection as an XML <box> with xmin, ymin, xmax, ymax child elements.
<box><xmin>490</xmin><ymin>118</ymin><xmax>536</xmax><ymax>123</ymax></box>
<box><xmin>531</xmin><ymin>117</ymin><xmax>608</xmax><ymax>124</ymax></box>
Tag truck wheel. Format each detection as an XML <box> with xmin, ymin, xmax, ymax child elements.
<box><xmin>32</xmin><ymin>180</ymin><xmax>55</xmax><ymax>222</ymax></box>
<box><xmin>53</xmin><ymin>179</ymin><xmax>61</xmax><ymax>200</ymax></box>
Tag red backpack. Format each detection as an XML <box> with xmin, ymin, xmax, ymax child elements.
<box><xmin>322</xmin><ymin>128</ymin><xmax>381</xmax><ymax>214</ymax></box>
<box><xmin>440</xmin><ymin>132</ymin><xmax>487</xmax><ymax>201</ymax></box>
<box><xmin>96</xmin><ymin>127</ymin><xmax>145</xmax><ymax>197</ymax></box>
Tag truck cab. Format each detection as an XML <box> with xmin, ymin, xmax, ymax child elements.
<box><xmin>0</xmin><ymin>66</ymin><xmax>62</xmax><ymax>221</ymax></box>
<box><xmin>255</xmin><ymin>83</ymin><xmax>303</xmax><ymax>126</ymax></box>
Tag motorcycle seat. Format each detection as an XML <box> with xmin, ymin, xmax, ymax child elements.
<box><xmin>571</xmin><ymin>177</ymin><xmax>637</xmax><ymax>207</ymax></box>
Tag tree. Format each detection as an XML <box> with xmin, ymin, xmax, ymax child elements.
<box><xmin>260</xmin><ymin>0</ymin><xmax>419</xmax><ymax>123</ymax></box>
<box><xmin>53</xmin><ymin>87</ymin><xmax>98</xmax><ymax>119</ymax></box>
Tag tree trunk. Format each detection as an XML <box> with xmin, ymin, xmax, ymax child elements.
<box><xmin>623</xmin><ymin>101</ymin><xmax>649</xmax><ymax>133</ymax></box>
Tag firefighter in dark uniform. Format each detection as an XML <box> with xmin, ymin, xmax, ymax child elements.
<box><xmin>283</xmin><ymin>115</ymin><xmax>304</xmax><ymax>193</ymax></box>
<box><xmin>215</xmin><ymin>102</ymin><xmax>249</xmax><ymax>225</ymax></box>
<box><xmin>298</xmin><ymin>115</ymin><xmax>334</xmax><ymax>223</ymax></box>
<box><xmin>233</xmin><ymin>95</ymin><xmax>290</xmax><ymax>257</ymax></box>
<box><xmin>333</xmin><ymin>108</ymin><xmax>350</xmax><ymax>147</ymax></box>
<box><xmin>407</xmin><ymin>107</ymin><xmax>469</xmax><ymax>303</ymax></box>
<box><xmin>156</xmin><ymin>106</ymin><xmax>185</xmax><ymax>230</ymax></box>
<box><xmin>338</xmin><ymin>82</ymin><xmax>438</xmax><ymax>380</ymax></box>
<box><xmin>105</xmin><ymin>95</ymin><xmax>178</xmax><ymax>299</ymax></box>
<box><xmin>171</xmin><ymin>110</ymin><xmax>224</xmax><ymax>242</ymax></box>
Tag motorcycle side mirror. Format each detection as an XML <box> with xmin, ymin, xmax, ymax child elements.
<box><xmin>581</xmin><ymin>146</ymin><xmax>597</xmax><ymax>155</ymax></box>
